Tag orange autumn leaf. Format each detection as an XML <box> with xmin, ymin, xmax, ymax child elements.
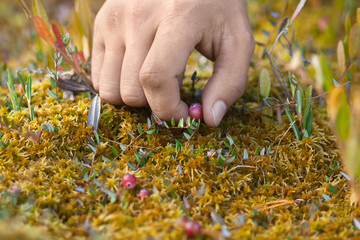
<box><xmin>34</xmin><ymin>16</ymin><xmax>56</xmax><ymax>49</ymax></box>
<box><xmin>51</xmin><ymin>23</ymin><xmax>66</xmax><ymax>53</ymax></box>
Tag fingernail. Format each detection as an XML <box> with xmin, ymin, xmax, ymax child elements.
<box><xmin>211</xmin><ymin>100</ymin><xmax>227</xmax><ymax>126</ymax></box>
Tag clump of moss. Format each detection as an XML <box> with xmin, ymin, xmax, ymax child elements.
<box><xmin>0</xmin><ymin>67</ymin><xmax>359</xmax><ymax>240</ymax></box>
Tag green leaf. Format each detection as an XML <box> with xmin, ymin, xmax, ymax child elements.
<box><xmin>47</xmin><ymin>89</ymin><xmax>58</xmax><ymax>99</ymax></box>
<box><xmin>304</xmin><ymin>110</ymin><xmax>313</xmax><ymax>136</ymax></box>
<box><xmin>171</xmin><ymin>117</ymin><xmax>175</xmax><ymax>127</ymax></box>
<box><xmin>285</xmin><ymin>107</ymin><xmax>301</xmax><ymax>140</ymax></box>
<box><xmin>146</xmin><ymin>129</ymin><xmax>155</xmax><ymax>135</ymax></box>
<box><xmin>296</xmin><ymin>89</ymin><xmax>303</xmax><ymax>120</ymax></box>
<box><xmin>336</xmin><ymin>100</ymin><xmax>351</xmax><ymax>141</ymax></box>
<box><xmin>178</xmin><ymin>118</ymin><xmax>184</xmax><ymax>128</ymax></box>
<box><xmin>254</xmin><ymin>146</ymin><xmax>260</xmax><ymax>156</ymax></box>
<box><xmin>243</xmin><ymin>149</ymin><xmax>248</xmax><ymax>159</ymax></box>
<box><xmin>225</xmin><ymin>156</ymin><xmax>236</xmax><ymax>164</ymax></box>
<box><xmin>329</xmin><ymin>184</ymin><xmax>338</xmax><ymax>194</ymax></box>
<box><xmin>137</xmin><ymin>124</ymin><xmax>143</xmax><ymax>134</ymax></box>
<box><xmin>87</xmin><ymin>95</ymin><xmax>101</xmax><ymax>131</ymax></box>
<box><xmin>102</xmin><ymin>156</ymin><xmax>111</xmax><ymax>162</ymax></box>
<box><xmin>259</xmin><ymin>68</ymin><xmax>271</xmax><ymax>99</ymax></box>
<box><xmin>345</xmin><ymin>14</ymin><xmax>351</xmax><ymax>36</ymax></box>
<box><xmin>111</xmin><ymin>147</ymin><xmax>119</xmax><ymax>156</ymax></box>
<box><xmin>303</xmin><ymin>86</ymin><xmax>312</xmax><ymax>126</ymax></box>
<box><xmin>87</xmin><ymin>144</ymin><xmax>96</xmax><ymax>154</ymax></box>
<box><xmin>226</xmin><ymin>134</ymin><xmax>234</xmax><ymax>146</ymax></box>
<box><xmin>163</xmin><ymin>121</ymin><xmax>169</xmax><ymax>129</ymax></box>
<box><xmin>184</xmin><ymin>132</ymin><xmax>191</xmax><ymax>140</ymax></box>
<box><xmin>119</xmin><ymin>143</ymin><xmax>127</xmax><ymax>152</ymax></box>
<box><xmin>349</xmin><ymin>25</ymin><xmax>360</xmax><ymax>61</ymax></box>
<box><xmin>27</xmin><ymin>75</ymin><xmax>32</xmax><ymax>102</ymax></box>
<box><xmin>50</xmin><ymin>76</ymin><xmax>56</xmax><ymax>88</ymax></box>
<box><xmin>127</xmin><ymin>161</ymin><xmax>137</xmax><ymax>171</ymax></box>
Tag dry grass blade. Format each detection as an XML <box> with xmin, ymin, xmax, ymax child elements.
<box><xmin>254</xmin><ymin>199</ymin><xmax>296</xmax><ymax>211</ymax></box>
<box><xmin>290</xmin><ymin>0</ymin><xmax>307</xmax><ymax>22</ymax></box>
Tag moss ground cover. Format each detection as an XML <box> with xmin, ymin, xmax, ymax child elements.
<box><xmin>1</xmin><ymin>0</ymin><xmax>360</xmax><ymax>239</ymax></box>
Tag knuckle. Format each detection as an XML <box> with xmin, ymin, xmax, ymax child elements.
<box><xmin>105</xmin><ymin>8</ymin><xmax>123</xmax><ymax>30</ymax></box>
<box><xmin>99</xmin><ymin>91</ymin><xmax>122</xmax><ymax>106</ymax></box>
<box><xmin>121</xmin><ymin>90</ymin><xmax>147</xmax><ymax>107</ymax></box>
<box><xmin>129</xmin><ymin>0</ymin><xmax>149</xmax><ymax>23</ymax></box>
<box><xmin>139</xmin><ymin>70</ymin><xmax>163</xmax><ymax>89</ymax></box>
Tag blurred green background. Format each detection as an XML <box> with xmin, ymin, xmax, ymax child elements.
<box><xmin>0</xmin><ymin>0</ymin><xmax>359</xmax><ymax>71</ymax></box>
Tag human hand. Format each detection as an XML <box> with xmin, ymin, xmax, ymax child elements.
<box><xmin>91</xmin><ymin>0</ymin><xmax>254</xmax><ymax>127</ymax></box>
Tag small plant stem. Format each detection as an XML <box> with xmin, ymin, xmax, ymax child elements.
<box><xmin>265</xmin><ymin>51</ymin><xmax>290</xmax><ymax>99</ymax></box>
<box><xmin>114</xmin><ymin>123</ymin><xmax>156</xmax><ymax>161</ymax></box>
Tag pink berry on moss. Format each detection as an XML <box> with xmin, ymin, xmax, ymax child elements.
<box><xmin>122</xmin><ymin>174</ymin><xmax>137</xmax><ymax>189</ymax></box>
<box><xmin>184</xmin><ymin>220</ymin><xmax>201</xmax><ymax>238</ymax></box>
<box><xmin>189</xmin><ymin>103</ymin><xmax>203</xmax><ymax>121</ymax></box>
<box><xmin>138</xmin><ymin>189</ymin><xmax>151</xmax><ymax>200</ymax></box>
<box><xmin>9</xmin><ymin>185</ymin><xmax>21</xmax><ymax>195</ymax></box>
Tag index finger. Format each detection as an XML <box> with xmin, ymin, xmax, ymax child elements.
<box><xmin>139</xmin><ymin>18</ymin><xmax>203</xmax><ymax>121</ymax></box>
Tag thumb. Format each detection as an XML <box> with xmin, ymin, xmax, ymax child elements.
<box><xmin>202</xmin><ymin>34</ymin><xmax>254</xmax><ymax>127</ymax></box>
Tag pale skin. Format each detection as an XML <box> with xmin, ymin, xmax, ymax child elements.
<box><xmin>92</xmin><ymin>0</ymin><xmax>255</xmax><ymax>127</ymax></box>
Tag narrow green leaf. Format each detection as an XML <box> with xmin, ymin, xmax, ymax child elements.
<box><xmin>226</xmin><ymin>156</ymin><xmax>236</xmax><ymax>164</ymax></box>
<box><xmin>184</xmin><ymin>132</ymin><xmax>191</xmax><ymax>140</ymax></box>
<box><xmin>27</xmin><ymin>75</ymin><xmax>32</xmax><ymax>102</ymax></box>
<box><xmin>254</xmin><ymin>146</ymin><xmax>260</xmax><ymax>156</ymax></box>
<box><xmin>226</xmin><ymin>134</ymin><xmax>234</xmax><ymax>146</ymax></box>
<box><xmin>304</xmin><ymin>110</ymin><xmax>313</xmax><ymax>136</ymax></box>
<box><xmin>127</xmin><ymin>161</ymin><xmax>137</xmax><ymax>171</ymax></box>
<box><xmin>259</xmin><ymin>68</ymin><xmax>271</xmax><ymax>99</ymax></box>
<box><xmin>243</xmin><ymin>149</ymin><xmax>248</xmax><ymax>159</ymax></box>
<box><xmin>102</xmin><ymin>156</ymin><xmax>111</xmax><ymax>162</ymax></box>
<box><xmin>50</xmin><ymin>76</ymin><xmax>56</xmax><ymax>88</ymax></box>
<box><xmin>137</xmin><ymin>124</ymin><xmax>143</xmax><ymax>134</ymax></box>
<box><xmin>260</xmin><ymin>148</ymin><xmax>265</xmax><ymax>156</ymax></box>
<box><xmin>111</xmin><ymin>147</ymin><xmax>119</xmax><ymax>156</ymax></box>
<box><xmin>146</xmin><ymin>129</ymin><xmax>155</xmax><ymax>135</ymax></box>
<box><xmin>119</xmin><ymin>143</ymin><xmax>127</xmax><ymax>152</ymax></box>
<box><xmin>322</xmin><ymin>193</ymin><xmax>331</xmax><ymax>201</ymax></box>
<box><xmin>87</xmin><ymin>95</ymin><xmax>101</xmax><ymax>131</ymax></box>
<box><xmin>329</xmin><ymin>184</ymin><xmax>338</xmax><ymax>194</ymax></box>
<box><xmin>178</xmin><ymin>118</ymin><xmax>184</xmax><ymax>128</ymax></box>
<box><xmin>296</xmin><ymin>89</ymin><xmax>303</xmax><ymax>120</ymax></box>
<box><xmin>87</xmin><ymin>144</ymin><xmax>97</xmax><ymax>154</ymax></box>
<box><xmin>285</xmin><ymin>107</ymin><xmax>301</xmax><ymax>140</ymax></box>
<box><xmin>171</xmin><ymin>117</ymin><xmax>175</xmax><ymax>127</ymax></box>
<box><xmin>47</xmin><ymin>88</ymin><xmax>58</xmax><ymax>99</ymax></box>
<box><xmin>163</xmin><ymin>121</ymin><xmax>169</xmax><ymax>129</ymax></box>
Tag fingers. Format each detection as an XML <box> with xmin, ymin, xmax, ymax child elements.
<box><xmin>120</xmin><ymin>36</ymin><xmax>152</xmax><ymax>107</ymax></box>
<box><xmin>91</xmin><ymin>21</ymin><xmax>105</xmax><ymax>92</ymax></box>
<box><xmin>99</xmin><ymin>43</ymin><xmax>125</xmax><ymax>105</ymax></box>
<box><xmin>140</xmin><ymin>19</ymin><xmax>202</xmax><ymax>121</ymax></box>
<box><xmin>202</xmin><ymin>31</ymin><xmax>255</xmax><ymax>127</ymax></box>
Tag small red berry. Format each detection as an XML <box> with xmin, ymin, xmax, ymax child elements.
<box><xmin>138</xmin><ymin>189</ymin><xmax>151</xmax><ymax>200</ymax></box>
<box><xmin>189</xmin><ymin>103</ymin><xmax>203</xmax><ymax>121</ymax></box>
<box><xmin>9</xmin><ymin>185</ymin><xmax>21</xmax><ymax>195</ymax></box>
<box><xmin>122</xmin><ymin>174</ymin><xmax>137</xmax><ymax>189</ymax></box>
<box><xmin>184</xmin><ymin>220</ymin><xmax>201</xmax><ymax>238</ymax></box>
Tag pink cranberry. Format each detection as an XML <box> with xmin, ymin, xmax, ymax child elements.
<box><xmin>189</xmin><ymin>103</ymin><xmax>203</xmax><ymax>121</ymax></box>
<box><xmin>184</xmin><ymin>220</ymin><xmax>201</xmax><ymax>238</ymax></box>
<box><xmin>122</xmin><ymin>174</ymin><xmax>137</xmax><ymax>189</ymax></box>
<box><xmin>138</xmin><ymin>189</ymin><xmax>151</xmax><ymax>200</ymax></box>
<box><xmin>9</xmin><ymin>185</ymin><xmax>21</xmax><ymax>195</ymax></box>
